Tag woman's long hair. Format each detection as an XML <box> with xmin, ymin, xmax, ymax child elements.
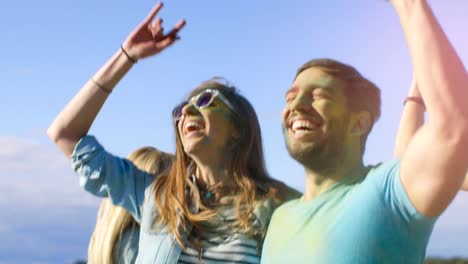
<box><xmin>87</xmin><ymin>147</ymin><xmax>174</xmax><ymax>264</ymax></box>
<box><xmin>153</xmin><ymin>78</ymin><xmax>297</xmax><ymax>248</ymax></box>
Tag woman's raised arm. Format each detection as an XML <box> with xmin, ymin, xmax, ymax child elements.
<box><xmin>47</xmin><ymin>2</ymin><xmax>185</xmax><ymax>157</ymax></box>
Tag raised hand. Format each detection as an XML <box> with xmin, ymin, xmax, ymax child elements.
<box><xmin>122</xmin><ymin>2</ymin><xmax>186</xmax><ymax>61</ymax></box>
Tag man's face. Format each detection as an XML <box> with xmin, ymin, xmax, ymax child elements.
<box><xmin>282</xmin><ymin>67</ymin><xmax>351</xmax><ymax>172</ymax></box>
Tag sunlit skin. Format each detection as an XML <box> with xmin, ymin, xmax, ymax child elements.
<box><xmin>394</xmin><ymin>79</ymin><xmax>468</xmax><ymax>191</ymax></box>
<box><xmin>177</xmin><ymin>92</ymin><xmax>237</xmax><ymax>185</ymax></box>
<box><xmin>283</xmin><ymin>68</ymin><xmax>347</xmax><ymax>150</ymax></box>
<box><xmin>282</xmin><ymin>67</ymin><xmax>368</xmax><ymax>201</ymax></box>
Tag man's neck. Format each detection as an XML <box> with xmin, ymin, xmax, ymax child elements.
<box><xmin>303</xmin><ymin>158</ymin><xmax>366</xmax><ymax>202</ymax></box>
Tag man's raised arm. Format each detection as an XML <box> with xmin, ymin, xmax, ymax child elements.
<box><xmin>392</xmin><ymin>0</ymin><xmax>468</xmax><ymax>216</ymax></box>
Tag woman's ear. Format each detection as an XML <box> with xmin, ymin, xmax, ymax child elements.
<box><xmin>230</xmin><ymin>123</ymin><xmax>240</xmax><ymax>140</ymax></box>
<box><xmin>228</xmin><ymin>129</ymin><xmax>241</xmax><ymax>151</ymax></box>
<box><xmin>232</xmin><ymin>130</ymin><xmax>240</xmax><ymax>140</ymax></box>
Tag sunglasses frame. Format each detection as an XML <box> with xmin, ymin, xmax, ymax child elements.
<box><xmin>173</xmin><ymin>88</ymin><xmax>237</xmax><ymax>123</ymax></box>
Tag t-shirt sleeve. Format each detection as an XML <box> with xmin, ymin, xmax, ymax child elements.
<box><xmin>71</xmin><ymin>135</ymin><xmax>153</xmax><ymax>222</ymax></box>
<box><xmin>373</xmin><ymin>159</ymin><xmax>436</xmax><ymax>227</ymax></box>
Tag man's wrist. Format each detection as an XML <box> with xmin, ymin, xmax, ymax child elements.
<box><xmin>392</xmin><ymin>0</ymin><xmax>427</xmax><ymax>20</ymax></box>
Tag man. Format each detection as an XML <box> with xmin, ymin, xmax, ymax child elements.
<box><xmin>262</xmin><ymin>1</ymin><xmax>468</xmax><ymax>263</ymax></box>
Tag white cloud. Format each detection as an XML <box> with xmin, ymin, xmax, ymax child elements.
<box><xmin>0</xmin><ymin>135</ymin><xmax>99</xmax><ymax>208</ymax></box>
<box><xmin>0</xmin><ymin>135</ymin><xmax>101</xmax><ymax>262</ymax></box>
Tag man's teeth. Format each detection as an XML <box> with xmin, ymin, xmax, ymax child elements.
<box><xmin>292</xmin><ymin>120</ymin><xmax>317</xmax><ymax>132</ymax></box>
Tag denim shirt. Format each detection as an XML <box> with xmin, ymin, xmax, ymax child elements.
<box><xmin>72</xmin><ymin>135</ymin><xmax>282</xmax><ymax>264</ymax></box>
<box><xmin>114</xmin><ymin>225</ymin><xmax>140</xmax><ymax>264</ymax></box>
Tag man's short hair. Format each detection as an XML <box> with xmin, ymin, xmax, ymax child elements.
<box><xmin>295</xmin><ymin>58</ymin><xmax>381</xmax><ymax>153</ymax></box>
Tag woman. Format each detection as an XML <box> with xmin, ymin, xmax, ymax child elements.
<box><xmin>394</xmin><ymin>78</ymin><xmax>468</xmax><ymax>190</ymax></box>
<box><xmin>47</xmin><ymin>2</ymin><xmax>300</xmax><ymax>263</ymax></box>
<box><xmin>88</xmin><ymin>147</ymin><xmax>173</xmax><ymax>264</ymax></box>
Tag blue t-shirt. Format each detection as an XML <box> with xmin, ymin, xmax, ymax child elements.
<box><xmin>261</xmin><ymin>159</ymin><xmax>436</xmax><ymax>264</ymax></box>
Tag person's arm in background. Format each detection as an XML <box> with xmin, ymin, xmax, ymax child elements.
<box><xmin>394</xmin><ymin>78</ymin><xmax>468</xmax><ymax>191</ymax></box>
<box><xmin>47</xmin><ymin>2</ymin><xmax>185</xmax><ymax>157</ymax></box>
<box><xmin>393</xmin><ymin>78</ymin><xmax>424</xmax><ymax>158</ymax></box>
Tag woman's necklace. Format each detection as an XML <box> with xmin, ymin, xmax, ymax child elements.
<box><xmin>199</xmin><ymin>185</ymin><xmax>217</xmax><ymax>204</ymax></box>
<box><xmin>198</xmin><ymin>182</ymin><xmax>234</xmax><ymax>206</ymax></box>
<box><xmin>204</xmin><ymin>190</ymin><xmax>213</xmax><ymax>199</ymax></box>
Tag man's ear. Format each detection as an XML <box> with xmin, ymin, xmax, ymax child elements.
<box><xmin>349</xmin><ymin>111</ymin><xmax>371</xmax><ymax>137</ymax></box>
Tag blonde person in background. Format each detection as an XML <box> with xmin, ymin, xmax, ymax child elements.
<box><xmin>394</xmin><ymin>78</ymin><xmax>468</xmax><ymax>191</ymax></box>
<box><xmin>47</xmin><ymin>2</ymin><xmax>300</xmax><ymax>263</ymax></box>
<box><xmin>87</xmin><ymin>147</ymin><xmax>173</xmax><ymax>264</ymax></box>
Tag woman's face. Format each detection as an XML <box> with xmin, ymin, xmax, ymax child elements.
<box><xmin>176</xmin><ymin>89</ymin><xmax>238</xmax><ymax>161</ymax></box>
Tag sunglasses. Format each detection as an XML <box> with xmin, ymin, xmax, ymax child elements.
<box><xmin>172</xmin><ymin>89</ymin><xmax>237</xmax><ymax>122</ymax></box>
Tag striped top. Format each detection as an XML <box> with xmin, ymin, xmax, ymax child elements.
<box><xmin>178</xmin><ymin>201</ymin><xmax>263</xmax><ymax>264</ymax></box>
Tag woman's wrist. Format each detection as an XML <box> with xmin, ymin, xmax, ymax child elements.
<box><xmin>91</xmin><ymin>48</ymin><xmax>135</xmax><ymax>93</ymax></box>
<box><xmin>121</xmin><ymin>45</ymin><xmax>138</xmax><ymax>63</ymax></box>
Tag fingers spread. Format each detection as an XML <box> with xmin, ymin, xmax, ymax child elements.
<box><xmin>174</xmin><ymin>19</ymin><xmax>186</xmax><ymax>32</ymax></box>
<box><xmin>144</xmin><ymin>1</ymin><xmax>163</xmax><ymax>24</ymax></box>
<box><xmin>164</xmin><ymin>19</ymin><xmax>186</xmax><ymax>38</ymax></box>
<box><xmin>155</xmin><ymin>36</ymin><xmax>178</xmax><ymax>50</ymax></box>
<box><xmin>149</xmin><ymin>18</ymin><xmax>163</xmax><ymax>38</ymax></box>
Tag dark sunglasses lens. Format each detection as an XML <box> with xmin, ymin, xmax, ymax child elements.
<box><xmin>195</xmin><ymin>92</ymin><xmax>213</xmax><ymax>108</ymax></box>
<box><xmin>172</xmin><ymin>101</ymin><xmax>187</xmax><ymax>120</ymax></box>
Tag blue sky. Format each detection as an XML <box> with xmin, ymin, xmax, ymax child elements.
<box><xmin>1</xmin><ymin>0</ymin><xmax>468</xmax><ymax>262</ymax></box>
